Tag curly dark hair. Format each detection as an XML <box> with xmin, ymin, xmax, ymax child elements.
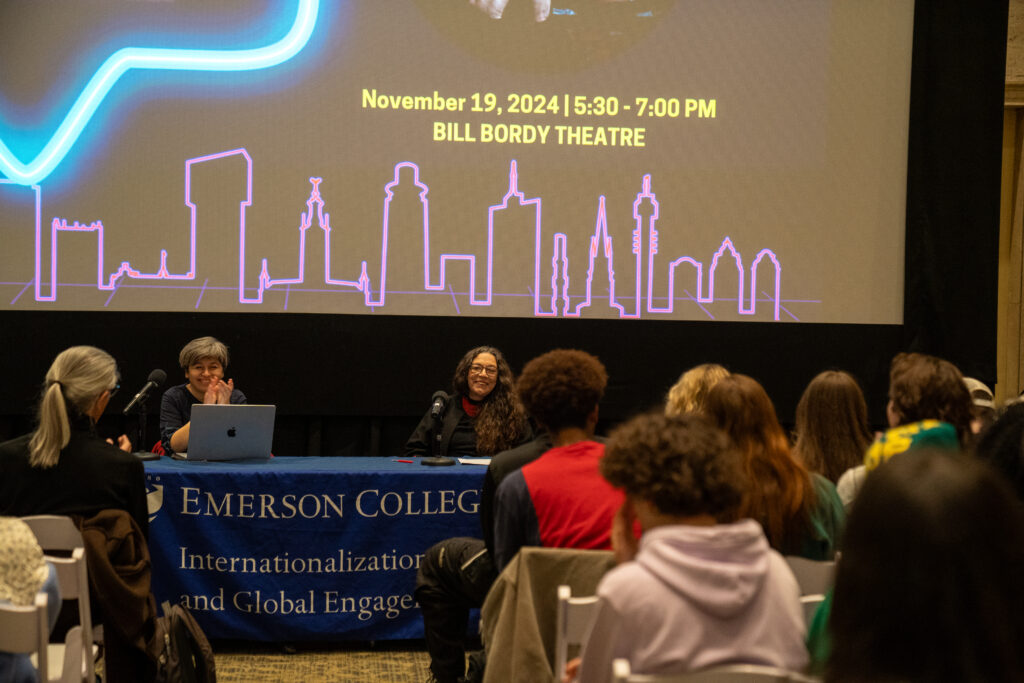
<box><xmin>516</xmin><ymin>349</ymin><xmax>607</xmax><ymax>432</ymax></box>
<box><xmin>451</xmin><ymin>345</ymin><xmax>527</xmax><ymax>456</ymax></box>
<box><xmin>889</xmin><ymin>352</ymin><xmax>973</xmax><ymax>445</ymax></box>
<box><xmin>602</xmin><ymin>412</ymin><xmax>746</xmax><ymax>521</ymax></box>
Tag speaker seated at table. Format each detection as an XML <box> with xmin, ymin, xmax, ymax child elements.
<box><xmin>159</xmin><ymin>336</ymin><xmax>247</xmax><ymax>457</ymax></box>
<box><xmin>404</xmin><ymin>345</ymin><xmax>532</xmax><ymax>462</ymax></box>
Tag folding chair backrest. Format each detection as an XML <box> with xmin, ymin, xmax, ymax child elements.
<box><xmin>0</xmin><ymin>593</ymin><xmax>50</xmax><ymax>682</ymax></box>
<box><xmin>799</xmin><ymin>594</ymin><xmax>825</xmax><ymax>627</ymax></box>
<box><xmin>20</xmin><ymin>516</ymin><xmax>83</xmax><ymax>550</ymax></box>
<box><xmin>554</xmin><ymin>584</ymin><xmax>600</xmax><ymax>682</ymax></box>
<box><xmin>21</xmin><ymin>515</ymin><xmax>94</xmax><ymax>682</ymax></box>
<box><xmin>783</xmin><ymin>556</ymin><xmax>835</xmax><ymax>596</ymax></box>
<box><xmin>612</xmin><ymin>659</ymin><xmax>820</xmax><ymax>683</ymax></box>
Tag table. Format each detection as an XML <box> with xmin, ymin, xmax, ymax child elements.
<box><xmin>144</xmin><ymin>456</ymin><xmax>484</xmax><ymax>641</ymax></box>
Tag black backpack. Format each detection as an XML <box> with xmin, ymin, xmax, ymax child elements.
<box><xmin>149</xmin><ymin>601</ymin><xmax>217</xmax><ymax>683</ymax></box>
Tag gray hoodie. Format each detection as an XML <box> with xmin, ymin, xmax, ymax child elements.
<box><xmin>577</xmin><ymin>519</ymin><xmax>808</xmax><ymax>683</ymax></box>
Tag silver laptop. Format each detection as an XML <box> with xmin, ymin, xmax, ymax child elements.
<box><xmin>184</xmin><ymin>404</ymin><xmax>275</xmax><ymax>461</ymax></box>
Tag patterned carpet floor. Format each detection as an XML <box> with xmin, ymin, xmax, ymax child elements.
<box><xmin>213</xmin><ymin>640</ymin><xmax>432</xmax><ymax>682</ymax></box>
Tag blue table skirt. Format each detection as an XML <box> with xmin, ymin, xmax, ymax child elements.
<box><xmin>144</xmin><ymin>456</ymin><xmax>485</xmax><ymax>641</ymax></box>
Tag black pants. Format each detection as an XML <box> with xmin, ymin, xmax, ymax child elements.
<box><xmin>415</xmin><ymin>537</ymin><xmax>497</xmax><ymax>683</ymax></box>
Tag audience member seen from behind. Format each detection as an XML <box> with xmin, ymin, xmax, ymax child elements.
<box><xmin>828</xmin><ymin>450</ymin><xmax>1024</xmax><ymax>682</ymax></box>
<box><xmin>885</xmin><ymin>352</ymin><xmax>973</xmax><ymax>445</ymax></box>
<box><xmin>963</xmin><ymin>376</ymin><xmax>996</xmax><ymax>434</ymax></box>
<box><xmin>0</xmin><ymin>517</ymin><xmax>62</xmax><ymax>683</ymax></box>
<box><xmin>703</xmin><ymin>374</ymin><xmax>844</xmax><ymax>560</ymax></box>
<box><xmin>0</xmin><ymin>346</ymin><xmax>148</xmax><ymax>535</ymax></box>
<box><xmin>405</xmin><ymin>345</ymin><xmax>530</xmax><ymax>459</ymax></box>
<box><xmin>571</xmin><ymin>413</ymin><xmax>807</xmax><ymax>683</ymax></box>
<box><xmin>836</xmin><ymin>352</ymin><xmax>973</xmax><ymax>507</ymax></box>
<box><xmin>973</xmin><ymin>402</ymin><xmax>1024</xmax><ymax>501</ymax></box>
<box><xmin>665</xmin><ymin>363</ymin><xmax>730</xmax><ymax>417</ymax></box>
<box><xmin>791</xmin><ymin>371</ymin><xmax>873</xmax><ymax>484</ymax></box>
<box><xmin>492</xmin><ymin>349</ymin><xmax>619</xmax><ymax>570</ymax></box>
<box><xmin>159</xmin><ymin>336</ymin><xmax>246</xmax><ymax>454</ymax></box>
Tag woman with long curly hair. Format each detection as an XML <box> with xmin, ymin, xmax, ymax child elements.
<box><xmin>405</xmin><ymin>345</ymin><xmax>531</xmax><ymax>458</ymax></box>
<box><xmin>703</xmin><ymin>374</ymin><xmax>844</xmax><ymax>559</ymax></box>
<box><xmin>792</xmin><ymin>371</ymin><xmax>873</xmax><ymax>483</ymax></box>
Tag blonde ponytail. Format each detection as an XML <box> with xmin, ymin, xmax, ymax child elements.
<box><xmin>28</xmin><ymin>346</ymin><xmax>118</xmax><ymax>468</ymax></box>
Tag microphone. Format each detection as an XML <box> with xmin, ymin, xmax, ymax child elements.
<box><xmin>429</xmin><ymin>391</ymin><xmax>448</xmax><ymax>420</ymax></box>
<box><xmin>123</xmin><ymin>369</ymin><xmax>167</xmax><ymax>415</ymax></box>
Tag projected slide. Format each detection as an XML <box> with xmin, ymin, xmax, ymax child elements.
<box><xmin>0</xmin><ymin>0</ymin><xmax>913</xmax><ymax>323</ymax></box>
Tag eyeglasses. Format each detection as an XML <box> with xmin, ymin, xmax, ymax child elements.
<box><xmin>109</xmin><ymin>384</ymin><xmax>120</xmax><ymax>398</ymax></box>
<box><xmin>469</xmin><ymin>364</ymin><xmax>498</xmax><ymax>377</ymax></box>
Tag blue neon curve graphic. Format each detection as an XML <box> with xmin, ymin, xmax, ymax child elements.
<box><xmin>0</xmin><ymin>0</ymin><xmax>320</xmax><ymax>186</ymax></box>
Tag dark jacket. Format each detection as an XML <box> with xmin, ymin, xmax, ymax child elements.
<box><xmin>75</xmin><ymin>509</ymin><xmax>158</xmax><ymax>683</ymax></box>
<box><xmin>0</xmin><ymin>417</ymin><xmax>149</xmax><ymax>537</ymax></box>
<box><xmin>404</xmin><ymin>391</ymin><xmax>469</xmax><ymax>458</ymax></box>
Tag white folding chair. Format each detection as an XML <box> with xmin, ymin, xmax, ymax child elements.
<box><xmin>612</xmin><ymin>658</ymin><xmax>821</xmax><ymax>682</ymax></box>
<box><xmin>799</xmin><ymin>594</ymin><xmax>825</xmax><ymax>627</ymax></box>
<box><xmin>21</xmin><ymin>515</ymin><xmax>95</xmax><ymax>683</ymax></box>
<box><xmin>0</xmin><ymin>593</ymin><xmax>50</xmax><ymax>682</ymax></box>
<box><xmin>554</xmin><ymin>584</ymin><xmax>600</xmax><ymax>682</ymax></box>
<box><xmin>783</xmin><ymin>557</ymin><xmax>835</xmax><ymax>596</ymax></box>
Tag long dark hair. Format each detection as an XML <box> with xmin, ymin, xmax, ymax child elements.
<box><xmin>792</xmin><ymin>370</ymin><xmax>872</xmax><ymax>483</ymax></box>
<box><xmin>703</xmin><ymin>374</ymin><xmax>816</xmax><ymax>553</ymax></box>
<box><xmin>452</xmin><ymin>346</ymin><xmax>527</xmax><ymax>456</ymax></box>
<box><xmin>828</xmin><ymin>451</ymin><xmax>1024</xmax><ymax>682</ymax></box>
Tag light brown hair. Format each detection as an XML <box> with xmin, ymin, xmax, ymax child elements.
<box><xmin>792</xmin><ymin>370</ymin><xmax>872</xmax><ymax>483</ymax></box>
<box><xmin>703</xmin><ymin>374</ymin><xmax>817</xmax><ymax>553</ymax></box>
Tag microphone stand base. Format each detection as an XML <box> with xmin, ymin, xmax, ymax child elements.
<box><xmin>420</xmin><ymin>456</ymin><xmax>456</xmax><ymax>467</ymax></box>
<box><xmin>132</xmin><ymin>451</ymin><xmax>161</xmax><ymax>461</ymax></box>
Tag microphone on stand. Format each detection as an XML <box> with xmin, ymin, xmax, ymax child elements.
<box><xmin>422</xmin><ymin>390</ymin><xmax>456</xmax><ymax>467</ymax></box>
<box><xmin>124</xmin><ymin>369</ymin><xmax>167</xmax><ymax>461</ymax></box>
<box><xmin>429</xmin><ymin>390</ymin><xmax>448</xmax><ymax>420</ymax></box>
<box><xmin>123</xmin><ymin>369</ymin><xmax>167</xmax><ymax>415</ymax></box>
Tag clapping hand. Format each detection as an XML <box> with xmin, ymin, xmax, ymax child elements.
<box><xmin>203</xmin><ymin>377</ymin><xmax>235</xmax><ymax>404</ymax></box>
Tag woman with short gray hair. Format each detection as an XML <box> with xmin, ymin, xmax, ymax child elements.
<box><xmin>159</xmin><ymin>336</ymin><xmax>246</xmax><ymax>454</ymax></box>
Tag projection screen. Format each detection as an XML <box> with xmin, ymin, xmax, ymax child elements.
<box><xmin>0</xmin><ymin>0</ymin><xmax>914</xmax><ymax>324</ymax></box>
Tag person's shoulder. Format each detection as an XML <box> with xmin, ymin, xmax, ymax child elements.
<box><xmin>810</xmin><ymin>472</ymin><xmax>841</xmax><ymax>499</ymax></box>
<box><xmin>494</xmin><ymin>468</ymin><xmax>527</xmax><ymax>499</ymax></box>
<box><xmin>0</xmin><ymin>433</ymin><xmax>31</xmax><ymax>457</ymax></box>
<box><xmin>597</xmin><ymin>560</ymin><xmax>649</xmax><ymax>601</ymax></box>
<box><xmin>489</xmin><ymin>435</ymin><xmax>551</xmax><ymax>478</ymax></box>
<box><xmin>230</xmin><ymin>388</ymin><xmax>247</xmax><ymax>404</ymax></box>
<box><xmin>161</xmin><ymin>384</ymin><xmax>190</xmax><ymax>402</ymax></box>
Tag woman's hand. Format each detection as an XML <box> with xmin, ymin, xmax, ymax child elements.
<box><xmin>204</xmin><ymin>377</ymin><xmax>235</xmax><ymax>404</ymax></box>
<box><xmin>216</xmin><ymin>378</ymin><xmax>235</xmax><ymax>404</ymax></box>
<box><xmin>106</xmin><ymin>434</ymin><xmax>132</xmax><ymax>452</ymax></box>
<box><xmin>203</xmin><ymin>378</ymin><xmax>220</xmax><ymax>404</ymax></box>
<box><xmin>612</xmin><ymin>499</ymin><xmax>639</xmax><ymax>565</ymax></box>
<box><xmin>562</xmin><ymin>656</ymin><xmax>581</xmax><ymax>683</ymax></box>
